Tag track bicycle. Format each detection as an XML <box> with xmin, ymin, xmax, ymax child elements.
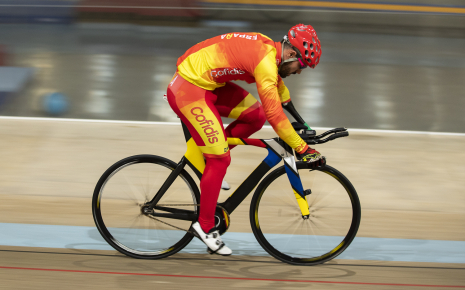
<box><xmin>92</xmin><ymin>102</ymin><xmax>361</xmax><ymax>266</ymax></box>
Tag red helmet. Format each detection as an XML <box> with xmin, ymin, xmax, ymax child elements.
<box><xmin>286</xmin><ymin>24</ymin><xmax>321</xmax><ymax>69</ymax></box>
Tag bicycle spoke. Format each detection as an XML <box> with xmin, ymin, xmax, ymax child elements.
<box><xmin>260</xmin><ymin>185</ymin><xmax>297</xmax><ymax>209</ymax></box>
<box><xmin>93</xmin><ymin>156</ymin><xmax>199</xmax><ymax>259</ymax></box>
<box><xmin>121</xmin><ymin>171</ymin><xmax>145</xmax><ymax>204</ymax></box>
<box><xmin>252</xmin><ymin>164</ymin><xmax>360</xmax><ymax>265</ymax></box>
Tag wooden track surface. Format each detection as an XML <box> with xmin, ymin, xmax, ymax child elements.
<box><xmin>1</xmin><ymin>118</ymin><xmax>464</xmax><ymax>288</ymax></box>
<box><xmin>1</xmin><ymin>246</ymin><xmax>464</xmax><ymax>289</ymax></box>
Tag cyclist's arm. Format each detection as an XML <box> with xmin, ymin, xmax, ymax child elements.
<box><xmin>277</xmin><ymin>76</ymin><xmax>291</xmax><ymax>104</ymax></box>
<box><xmin>254</xmin><ymin>51</ymin><xmax>308</xmax><ymax>154</ymax></box>
<box><xmin>276</xmin><ymin>76</ymin><xmax>312</xmax><ymax>129</ymax></box>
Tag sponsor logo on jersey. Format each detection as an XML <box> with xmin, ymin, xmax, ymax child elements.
<box><xmin>221</xmin><ymin>33</ymin><xmax>258</xmax><ymax>41</ymax></box>
<box><xmin>169</xmin><ymin>75</ymin><xmax>178</xmax><ymax>86</ymax></box>
<box><xmin>210</xmin><ymin>68</ymin><xmax>245</xmax><ymax>78</ymax></box>
<box><xmin>190</xmin><ymin>107</ymin><xmax>220</xmax><ymax>144</ymax></box>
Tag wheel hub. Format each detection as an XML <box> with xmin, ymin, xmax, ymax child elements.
<box><xmin>140</xmin><ymin>204</ymin><xmax>152</xmax><ymax>215</ymax></box>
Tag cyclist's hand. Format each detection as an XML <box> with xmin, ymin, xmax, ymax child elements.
<box><xmin>292</xmin><ymin>122</ymin><xmax>308</xmax><ymax>131</ymax></box>
<box><xmin>296</xmin><ymin>147</ymin><xmax>326</xmax><ymax>168</ymax></box>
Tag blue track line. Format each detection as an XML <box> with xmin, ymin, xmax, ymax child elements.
<box><xmin>1</xmin><ymin>223</ymin><xmax>464</xmax><ymax>263</ymax></box>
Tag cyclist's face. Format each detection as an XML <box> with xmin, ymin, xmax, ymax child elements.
<box><xmin>279</xmin><ymin>61</ymin><xmax>302</xmax><ymax>78</ymax></box>
<box><xmin>279</xmin><ymin>48</ymin><xmax>303</xmax><ymax>78</ymax></box>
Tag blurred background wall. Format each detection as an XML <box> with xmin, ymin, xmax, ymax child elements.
<box><xmin>0</xmin><ymin>0</ymin><xmax>464</xmax><ymax>131</ymax></box>
<box><xmin>1</xmin><ymin>0</ymin><xmax>464</xmax><ymax>34</ymax></box>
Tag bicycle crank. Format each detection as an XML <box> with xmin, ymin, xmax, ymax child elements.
<box><xmin>140</xmin><ymin>203</ymin><xmax>230</xmax><ymax>236</ymax></box>
<box><xmin>214</xmin><ymin>205</ymin><xmax>231</xmax><ymax>235</ymax></box>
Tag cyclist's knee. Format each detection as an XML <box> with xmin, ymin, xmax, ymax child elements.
<box><xmin>249</xmin><ymin>107</ymin><xmax>266</xmax><ymax>132</ymax></box>
<box><xmin>222</xmin><ymin>153</ymin><xmax>232</xmax><ymax>167</ymax></box>
<box><xmin>257</xmin><ymin>107</ymin><xmax>266</xmax><ymax>127</ymax></box>
<box><xmin>205</xmin><ymin>153</ymin><xmax>231</xmax><ymax>171</ymax></box>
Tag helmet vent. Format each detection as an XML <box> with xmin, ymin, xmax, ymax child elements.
<box><xmin>305</xmin><ymin>50</ymin><xmax>309</xmax><ymax>57</ymax></box>
<box><xmin>312</xmin><ymin>37</ymin><xmax>316</xmax><ymax>43</ymax></box>
<box><xmin>310</xmin><ymin>43</ymin><xmax>313</xmax><ymax>50</ymax></box>
<box><xmin>290</xmin><ymin>30</ymin><xmax>296</xmax><ymax>38</ymax></box>
<box><xmin>303</xmin><ymin>41</ymin><xmax>308</xmax><ymax>49</ymax></box>
<box><xmin>311</xmin><ymin>52</ymin><xmax>314</xmax><ymax>58</ymax></box>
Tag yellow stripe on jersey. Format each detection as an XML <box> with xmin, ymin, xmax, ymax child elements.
<box><xmin>177</xmin><ymin>43</ymin><xmax>229</xmax><ymax>91</ymax></box>
<box><xmin>278</xmin><ymin>78</ymin><xmax>291</xmax><ymax>103</ymax></box>
<box><xmin>228</xmin><ymin>93</ymin><xmax>258</xmax><ymax>119</ymax></box>
<box><xmin>227</xmin><ymin>138</ymin><xmax>246</xmax><ymax>146</ymax></box>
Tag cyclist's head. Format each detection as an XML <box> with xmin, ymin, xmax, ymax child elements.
<box><xmin>281</xmin><ymin>24</ymin><xmax>321</xmax><ymax>69</ymax></box>
<box><xmin>279</xmin><ymin>41</ymin><xmax>303</xmax><ymax>78</ymax></box>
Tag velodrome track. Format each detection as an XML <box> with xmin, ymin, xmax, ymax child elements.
<box><xmin>1</xmin><ymin>14</ymin><xmax>465</xmax><ymax>288</ymax></box>
<box><xmin>0</xmin><ymin>117</ymin><xmax>464</xmax><ymax>289</ymax></box>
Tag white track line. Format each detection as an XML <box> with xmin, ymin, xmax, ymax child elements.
<box><xmin>1</xmin><ymin>116</ymin><xmax>464</xmax><ymax>136</ymax></box>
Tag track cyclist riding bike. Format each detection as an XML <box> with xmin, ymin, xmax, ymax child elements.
<box><xmin>166</xmin><ymin>24</ymin><xmax>323</xmax><ymax>256</ymax></box>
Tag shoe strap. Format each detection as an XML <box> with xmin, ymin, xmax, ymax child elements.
<box><xmin>207</xmin><ymin>242</ymin><xmax>225</xmax><ymax>255</ymax></box>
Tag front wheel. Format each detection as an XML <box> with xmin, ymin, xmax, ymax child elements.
<box><xmin>250</xmin><ymin>163</ymin><xmax>361</xmax><ymax>265</ymax></box>
<box><xmin>92</xmin><ymin>155</ymin><xmax>200</xmax><ymax>259</ymax></box>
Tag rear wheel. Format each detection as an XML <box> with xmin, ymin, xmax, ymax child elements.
<box><xmin>250</xmin><ymin>163</ymin><xmax>361</xmax><ymax>265</ymax></box>
<box><xmin>92</xmin><ymin>155</ymin><xmax>200</xmax><ymax>259</ymax></box>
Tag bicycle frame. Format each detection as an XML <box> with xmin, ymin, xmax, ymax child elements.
<box><xmin>147</xmin><ymin>121</ymin><xmax>310</xmax><ymax>219</ymax></box>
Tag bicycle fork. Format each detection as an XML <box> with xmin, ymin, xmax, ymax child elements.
<box><xmin>283</xmin><ymin>155</ymin><xmax>310</xmax><ymax>218</ymax></box>
<box><xmin>267</xmin><ymin>139</ymin><xmax>310</xmax><ymax>218</ymax></box>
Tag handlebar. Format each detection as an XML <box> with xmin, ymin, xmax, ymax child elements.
<box><xmin>314</xmin><ymin>127</ymin><xmax>347</xmax><ymax>139</ymax></box>
<box><xmin>281</xmin><ymin>101</ymin><xmax>349</xmax><ymax>145</ymax></box>
<box><xmin>297</xmin><ymin>128</ymin><xmax>349</xmax><ymax>145</ymax></box>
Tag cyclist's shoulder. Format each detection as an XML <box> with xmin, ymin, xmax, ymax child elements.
<box><xmin>213</xmin><ymin>32</ymin><xmax>274</xmax><ymax>45</ymax></box>
<box><xmin>212</xmin><ymin>32</ymin><xmax>279</xmax><ymax>64</ymax></box>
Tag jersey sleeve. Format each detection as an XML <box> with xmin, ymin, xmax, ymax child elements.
<box><xmin>253</xmin><ymin>51</ymin><xmax>307</xmax><ymax>153</ymax></box>
<box><xmin>277</xmin><ymin>76</ymin><xmax>291</xmax><ymax>103</ymax></box>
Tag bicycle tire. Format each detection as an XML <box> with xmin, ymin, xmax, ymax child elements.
<box><xmin>250</xmin><ymin>162</ymin><xmax>361</xmax><ymax>265</ymax></box>
<box><xmin>92</xmin><ymin>154</ymin><xmax>200</xmax><ymax>259</ymax></box>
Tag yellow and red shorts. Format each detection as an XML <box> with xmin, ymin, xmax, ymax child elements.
<box><xmin>167</xmin><ymin>73</ymin><xmax>264</xmax><ymax>158</ymax></box>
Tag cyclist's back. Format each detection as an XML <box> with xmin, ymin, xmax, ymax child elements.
<box><xmin>177</xmin><ymin>32</ymin><xmax>278</xmax><ymax>89</ymax></box>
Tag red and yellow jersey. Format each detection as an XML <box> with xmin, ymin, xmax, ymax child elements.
<box><xmin>176</xmin><ymin>32</ymin><xmax>307</xmax><ymax>153</ymax></box>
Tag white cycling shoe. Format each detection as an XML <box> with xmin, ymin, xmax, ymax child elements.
<box><xmin>191</xmin><ymin>222</ymin><xmax>232</xmax><ymax>256</ymax></box>
<box><xmin>221</xmin><ymin>179</ymin><xmax>231</xmax><ymax>190</ymax></box>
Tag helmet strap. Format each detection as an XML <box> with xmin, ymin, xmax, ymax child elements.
<box><xmin>279</xmin><ymin>36</ymin><xmax>299</xmax><ymax>69</ymax></box>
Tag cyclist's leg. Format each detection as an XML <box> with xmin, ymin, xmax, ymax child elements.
<box><xmin>167</xmin><ymin>73</ymin><xmax>231</xmax><ymax>233</ymax></box>
<box><xmin>213</xmin><ymin>82</ymin><xmax>266</xmax><ymax>150</ymax></box>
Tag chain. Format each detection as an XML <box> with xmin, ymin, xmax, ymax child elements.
<box><xmin>145</xmin><ymin>214</ymin><xmax>196</xmax><ymax>234</ymax></box>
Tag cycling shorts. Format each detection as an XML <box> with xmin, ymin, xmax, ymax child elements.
<box><xmin>167</xmin><ymin>72</ymin><xmax>263</xmax><ymax>158</ymax></box>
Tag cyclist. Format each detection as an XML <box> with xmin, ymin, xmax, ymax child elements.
<box><xmin>166</xmin><ymin>24</ymin><xmax>323</xmax><ymax>256</ymax></box>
